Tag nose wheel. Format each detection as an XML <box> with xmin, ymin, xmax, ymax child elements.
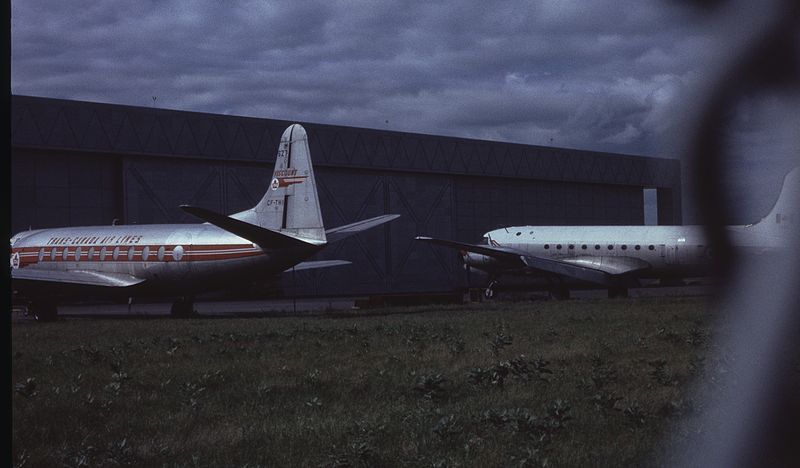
<box><xmin>484</xmin><ymin>280</ymin><xmax>497</xmax><ymax>300</ymax></box>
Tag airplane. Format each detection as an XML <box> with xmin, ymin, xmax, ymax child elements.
<box><xmin>10</xmin><ymin>124</ymin><xmax>400</xmax><ymax>320</ymax></box>
<box><xmin>416</xmin><ymin>167</ymin><xmax>798</xmax><ymax>300</ymax></box>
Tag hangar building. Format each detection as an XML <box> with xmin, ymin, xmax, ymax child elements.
<box><xmin>11</xmin><ymin>95</ymin><xmax>682</xmax><ymax>296</ymax></box>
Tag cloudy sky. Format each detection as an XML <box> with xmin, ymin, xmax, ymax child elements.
<box><xmin>11</xmin><ymin>0</ymin><xmax>799</xmax><ymax>222</ymax></box>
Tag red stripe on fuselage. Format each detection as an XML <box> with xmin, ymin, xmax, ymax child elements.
<box><xmin>10</xmin><ymin>244</ymin><xmax>263</xmax><ymax>266</ymax></box>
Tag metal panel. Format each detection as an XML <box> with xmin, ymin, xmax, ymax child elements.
<box><xmin>287</xmin><ymin>169</ymin><xmax>395</xmax><ymax>295</ymax></box>
<box><xmin>657</xmin><ymin>188</ymin><xmax>678</xmax><ymax>225</ymax></box>
<box><xmin>124</xmin><ymin>159</ymin><xmax>223</xmax><ymax>225</ymax></box>
<box><xmin>11</xmin><ymin>150</ymin><xmax>118</xmax><ymax>232</ymax></box>
<box><xmin>387</xmin><ymin>173</ymin><xmax>457</xmax><ymax>292</ymax></box>
<box><xmin>12</xmin><ymin>95</ymin><xmax>682</xmax><ymax>188</ymax></box>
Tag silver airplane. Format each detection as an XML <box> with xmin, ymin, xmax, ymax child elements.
<box><xmin>417</xmin><ymin>168</ymin><xmax>798</xmax><ymax>299</ymax></box>
<box><xmin>10</xmin><ymin>124</ymin><xmax>399</xmax><ymax>320</ymax></box>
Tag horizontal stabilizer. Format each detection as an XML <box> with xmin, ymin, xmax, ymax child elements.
<box><xmin>181</xmin><ymin>205</ymin><xmax>322</xmax><ymax>249</ymax></box>
<box><xmin>285</xmin><ymin>260</ymin><xmax>351</xmax><ymax>272</ymax></box>
<box><xmin>326</xmin><ymin>214</ymin><xmax>401</xmax><ymax>243</ymax></box>
<box><xmin>12</xmin><ymin>268</ymin><xmax>145</xmax><ymax>288</ymax></box>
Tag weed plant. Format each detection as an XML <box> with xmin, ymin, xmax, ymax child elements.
<box><xmin>13</xmin><ymin>296</ymin><xmax>719</xmax><ymax>467</ymax></box>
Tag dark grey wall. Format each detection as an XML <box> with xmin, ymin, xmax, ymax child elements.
<box><xmin>11</xmin><ymin>95</ymin><xmax>682</xmax><ymax>295</ymax></box>
<box><xmin>11</xmin><ymin>149</ymin><xmax>121</xmax><ymax>231</ymax></box>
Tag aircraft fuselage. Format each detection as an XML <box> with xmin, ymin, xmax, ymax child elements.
<box><xmin>10</xmin><ymin>223</ymin><xmax>321</xmax><ymax>298</ymax></box>
<box><xmin>465</xmin><ymin>224</ymin><xmax>777</xmax><ymax>279</ymax></box>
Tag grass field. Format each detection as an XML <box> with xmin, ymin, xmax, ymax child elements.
<box><xmin>12</xmin><ymin>296</ymin><xmax>718</xmax><ymax>467</ymax></box>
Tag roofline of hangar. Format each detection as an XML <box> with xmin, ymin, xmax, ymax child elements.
<box><xmin>11</xmin><ymin>94</ymin><xmax>680</xmax><ymax>189</ymax></box>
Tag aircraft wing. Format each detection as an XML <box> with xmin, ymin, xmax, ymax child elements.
<box><xmin>557</xmin><ymin>256</ymin><xmax>651</xmax><ymax>276</ymax></box>
<box><xmin>520</xmin><ymin>255</ymin><xmax>649</xmax><ymax>286</ymax></box>
<box><xmin>414</xmin><ymin>236</ymin><xmax>527</xmax><ymax>261</ymax></box>
<box><xmin>415</xmin><ymin>236</ymin><xmax>649</xmax><ymax>287</ymax></box>
<box><xmin>11</xmin><ymin>268</ymin><xmax>145</xmax><ymax>288</ymax></box>
<box><xmin>285</xmin><ymin>260</ymin><xmax>351</xmax><ymax>272</ymax></box>
<box><xmin>325</xmin><ymin>214</ymin><xmax>401</xmax><ymax>243</ymax></box>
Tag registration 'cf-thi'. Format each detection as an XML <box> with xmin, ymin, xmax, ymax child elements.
<box><xmin>10</xmin><ymin>124</ymin><xmax>399</xmax><ymax>320</ymax></box>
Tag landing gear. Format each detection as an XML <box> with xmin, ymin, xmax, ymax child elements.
<box><xmin>483</xmin><ymin>280</ymin><xmax>498</xmax><ymax>300</ymax></box>
<box><xmin>607</xmin><ymin>286</ymin><xmax>629</xmax><ymax>298</ymax></box>
<box><xmin>170</xmin><ymin>297</ymin><xmax>196</xmax><ymax>317</ymax></box>
<box><xmin>28</xmin><ymin>301</ymin><xmax>58</xmax><ymax>322</ymax></box>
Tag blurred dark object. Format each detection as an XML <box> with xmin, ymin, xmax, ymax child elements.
<box><xmin>673</xmin><ymin>0</ymin><xmax>730</xmax><ymax>11</ymax></box>
<box><xmin>687</xmin><ymin>0</ymin><xmax>800</xmax><ymax>280</ymax></box>
<box><xmin>677</xmin><ymin>0</ymin><xmax>800</xmax><ymax>467</ymax></box>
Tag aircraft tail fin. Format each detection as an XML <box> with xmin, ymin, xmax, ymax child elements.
<box><xmin>749</xmin><ymin>167</ymin><xmax>799</xmax><ymax>237</ymax></box>
<box><xmin>233</xmin><ymin>124</ymin><xmax>326</xmax><ymax>243</ymax></box>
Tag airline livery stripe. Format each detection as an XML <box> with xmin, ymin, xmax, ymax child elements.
<box><xmin>11</xmin><ymin>244</ymin><xmax>265</xmax><ymax>266</ymax></box>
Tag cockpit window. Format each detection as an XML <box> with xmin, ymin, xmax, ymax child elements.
<box><xmin>478</xmin><ymin>236</ymin><xmax>489</xmax><ymax>245</ymax></box>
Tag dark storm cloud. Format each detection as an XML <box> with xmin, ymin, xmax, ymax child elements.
<box><xmin>12</xmin><ymin>0</ymin><xmax>798</xmax><ymax>222</ymax></box>
<box><xmin>12</xmin><ymin>0</ymin><xmax>708</xmax><ymax>154</ymax></box>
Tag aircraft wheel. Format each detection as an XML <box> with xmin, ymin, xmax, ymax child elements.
<box><xmin>30</xmin><ymin>302</ymin><xmax>58</xmax><ymax>322</ymax></box>
<box><xmin>484</xmin><ymin>280</ymin><xmax>498</xmax><ymax>300</ymax></box>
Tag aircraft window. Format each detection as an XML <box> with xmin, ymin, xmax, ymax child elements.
<box><xmin>173</xmin><ymin>245</ymin><xmax>184</xmax><ymax>261</ymax></box>
<box><xmin>100</xmin><ymin>247</ymin><xmax>107</xmax><ymax>261</ymax></box>
<box><xmin>127</xmin><ymin>247</ymin><xmax>135</xmax><ymax>261</ymax></box>
<box><xmin>113</xmin><ymin>246</ymin><xmax>120</xmax><ymax>261</ymax></box>
<box><xmin>157</xmin><ymin>246</ymin><xmax>165</xmax><ymax>261</ymax></box>
<box><xmin>648</xmin><ymin>245</ymin><xmax>655</xmax><ymax>250</ymax></box>
<box><xmin>568</xmin><ymin>244</ymin><xmax>574</xmax><ymax>250</ymax></box>
<box><xmin>621</xmin><ymin>245</ymin><xmax>627</xmax><ymax>250</ymax></box>
<box><xmin>635</xmin><ymin>245</ymin><xmax>641</xmax><ymax>250</ymax></box>
<box><xmin>479</xmin><ymin>237</ymin><xmax>489</xmax><ymax>245</ymax></box>
<box><xmin>595</xmin><ymin>245</ymin><xmax>600</xmax><ymax>250</ymax></box>
<box><xmin>516</xmin><ymin>232</ymin><xmax>521</xmax><ymax>236</ymax></box>
<box><xmin>51</xmin><ymin>249</ymin><xmax>58</xmax><ymax>261</ymax></box>
<box><xmin>544</xmin><ymin>244</ymin><xmax>550</xmax><ymax>249</ymax></box>
<box><xmin>556</xmin><ymin>244</ymin><xmax>562</xmax><ymax>250</ymax></box>
<box><xmin>88</xmin><ymin>247</ymin><xmax>95</xmax><ymax>261</ymax></box>
<box><xmin>142</xmin><ymin>246</ymin><xmax>150</xmax><ymax>261</ymax></box>
<box><xmin>38</xmin><ymin>249</ymin><xmax>45</xmax><ymax>262</ymax></box>
<box><xmin>62</xmin><ymin>248</ymin><xmax>69</xmax><ymax>261</ymax></box>
<box><xmin>581</xmin><ymin>245</ymin><xmax>587</xmax><ymax>250</ymax></box>
<box><xmin>75</xmin><ymin>246</ymin><xmax>82</xmax><ymax>261</ymax></box>
<box><xmin>608</xmin><ymin>245</ymin><xmax>613</xmax><ymax>250</ymax></box>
